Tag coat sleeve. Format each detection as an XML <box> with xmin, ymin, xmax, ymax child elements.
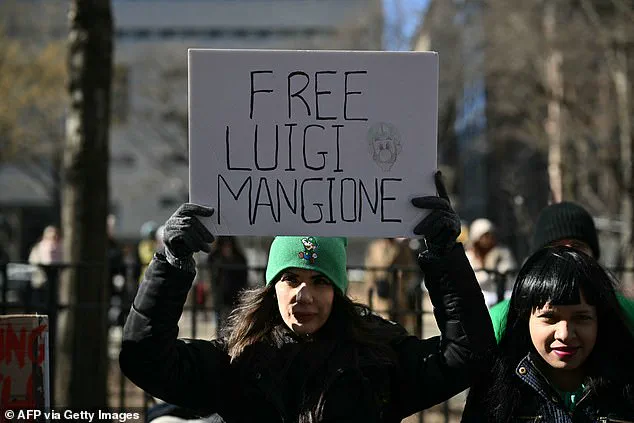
<box><xmin>119</xmin><ymin>252</ymin><xmax>233</xmax><ymax>416</ymax></box>
<box><xmin>390</xmin><ymin>244</ymin><xmax>496</xmax><ymax>418</ymax></box>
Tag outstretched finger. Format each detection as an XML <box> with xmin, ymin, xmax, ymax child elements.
<box><xmin>411</xmin><ymin>196</ymin><xmax>452</xmax><ymax>211</ymax></box>
<box><xmin>434</xmin><ymin>171</ymin><xmax>450</xmax><ymax>203</ymax></box>
<box><xmin>177</xmin><ymin>203</ymin><xmax>215</xmax><ymax>218</ymax></box>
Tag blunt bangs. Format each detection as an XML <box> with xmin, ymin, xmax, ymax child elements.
<box><xmin>512</xmin><ymin>246</ymin><xmax>609</xmax><ymax>314</ymax></box>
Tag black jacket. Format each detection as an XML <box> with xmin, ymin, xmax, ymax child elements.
<box><xmin>120</xmin><ymin>244</ymin><xmax>495</xmax><ymax>423</ymax></box>
<box><xmin>461</xmin><ymin>353</ymin><xmax>634</xmax><ymax>423</ymax></box>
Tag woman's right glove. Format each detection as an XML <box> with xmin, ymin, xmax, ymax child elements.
<box><xmin>162</xmin><ymin>203</ymin><xmax>215</xmax><ymax>272</ymax></box>
<box><xmin>411</xmin><ymin>171</ymin><xmax>461</xmax><ymax>260</ymax></box>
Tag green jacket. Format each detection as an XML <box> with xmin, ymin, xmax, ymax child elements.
<box><xmin>489</xmin><ymin>294</ymin><xmax>634</xmax><ymax>342</ymax></box>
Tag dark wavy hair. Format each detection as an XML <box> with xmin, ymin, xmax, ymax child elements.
<box><xmin>480</xmin><ymin>246</ymin><xmax>634</xmax><ymax>421</ymax></box>
<box><xmin>221</xmin><ymin>278</ymin><xmax>403</xmax><ymax>422</ymax></box>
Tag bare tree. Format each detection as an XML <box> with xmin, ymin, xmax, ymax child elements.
<box><xmin>578</xmin><ymin>0</ymin><xmax>634</xmax><ymax>283</ymax></box>
<box><xmin>57</xmin><ymin>0</ymin><xmax>113</xmax><ymax>407</ymax></box>
<box><xmin>472</xmin><ymin>0</ymin><xmax>632</xmax><ymax>258</ymax></box>
<box><xmin>0</xmin><ymin>12</ymin><xmax>67</xmax><ymax>209</ymax></box>
<box><xmin>417</xmin><ymin>0</ymin><xmax>632</xmax><ymax>263</ymax></box>
<box><xmin>543</xmin><ymin>2</ymin><xmax>565</xmax><ymax>203</ymax></box>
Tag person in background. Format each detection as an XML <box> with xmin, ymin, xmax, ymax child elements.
<box><xmin>138</xmin><ymin>221</ymin><xmax>160</xmax><ymax>283</ymax></box>
<box><xmin>488</xmin><ymin>201</ymin><xmax>634</xmax><ymax>341</ymax></box>
<box><xmin>28</xmin><ymin>225</ymin><xmax>63</xmax><ymax>308</ymax></box>
<box><xmin>29</xmin><ymin>225</ymin><xmax>63</xmax><ymax>265</ymax></box>
<box><xmin>465</xmin><ymin>218</ymin><xmax>517</xmax><ymax>307</ymax></box>
<box><xmin>461</xmin><ymin>246</ymin><xmax>634</xmax><ymax>421</ymax></box>
<box><xmin>207</xmin><ymin>236</ymin><xmax>248</xmax><ymax>333</ymax></box>
<box><xmin>362</xmin><ymin>237</ymin><xmax>416</xmax><ymax>332</ymax></box>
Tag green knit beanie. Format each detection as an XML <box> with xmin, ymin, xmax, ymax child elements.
<box><xmin>265</xmin><ymin>236</ymin><xmax>348</xmax><ymax>294</ymax></box>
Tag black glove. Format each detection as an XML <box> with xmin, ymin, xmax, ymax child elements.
<box><xmin>411</xmin><ymin>171</ymin><xmax>461</xmax><ymax>257</ymax></box>
<box><xmin>163</xmin><ymin>203</ymin><xmax>215</xmax><ymax>259</ymax></box>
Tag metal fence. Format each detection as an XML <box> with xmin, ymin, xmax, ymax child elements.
<box><xmin>1</xmin><ymin>260</ymin><xmax>632</xmax><ymax>423</ymax></box>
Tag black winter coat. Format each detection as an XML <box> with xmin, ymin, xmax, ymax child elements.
<box><xmin>119</xmin><ymin>244</ymin><xmax>495</xmax><ymax>423</ymax></box>
<box><xmin>461</xmin><ymin>353</ymin><xmax>634</xmax><ymax>423</ymax></box>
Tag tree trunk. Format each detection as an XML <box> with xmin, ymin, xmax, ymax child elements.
<box><xmin>58</xmin><ymin>0</ymin><xmax>112</xmax><ymax>407</ymax></box>
<box><xmin>544</xmin><ymin>3</ymin><xmax>564</xmax><ymax>203</ymax></box>
<box><xmin>577</xmin><ymin>0</ymin><xmax>633</xmax><ymax>287</ymax></box>
<box><xmin>596</xmin><ymin>65</ymin><xmax>617</xmax><ymax>213</ymax></box>
<box><xmin>613</xmin><ymin>38</ymin><xmax>633</xmax><ymax>290</ymax></box>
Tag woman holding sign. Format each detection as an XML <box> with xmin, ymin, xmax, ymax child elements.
<box><xmin>120</xmin><ymin>171</ymin><xmax>495</xmax><ymax>423</ymax></box>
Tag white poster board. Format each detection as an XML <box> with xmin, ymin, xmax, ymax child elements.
<box><xmin>188</xmin><ymin>49</ymin><xmax>438</xmax><ymax>237</ymax></box>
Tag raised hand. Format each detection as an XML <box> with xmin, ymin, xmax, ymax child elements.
<box><xmin>163</xmin><ymin>203</ymin><xmax>215</xmax><ymax>259</ymax></box>
<box><xmin>411</xmin><ymin>171</ymin><xmax>461</xmax><ymax>257</ymax></box>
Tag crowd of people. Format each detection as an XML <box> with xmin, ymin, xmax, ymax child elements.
<box><xmin>118</xmin><ymin>170</ymin><xmax>634</xmax><ymax>422</ymax></box>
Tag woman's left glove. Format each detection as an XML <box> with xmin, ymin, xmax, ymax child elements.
<box><xmin>411</xmin><ymin>171</ymin><xmax>461</xmax><ymax>258</ymax></box>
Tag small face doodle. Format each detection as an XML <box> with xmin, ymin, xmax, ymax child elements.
<box><xmin>367</xmin><ymin>122</ymin><xmax>402</xmax><ymax>171</ymax></box>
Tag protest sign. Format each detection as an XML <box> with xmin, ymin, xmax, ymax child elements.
<box><xmin>0</xmin><ymin>315</ymin><xmax>49</xmax><ymax>412</ymax></box>
<box><xmin>189</xmin><ymin>49</ymin><xmax>438</xmax><ymax>236</ymax></box>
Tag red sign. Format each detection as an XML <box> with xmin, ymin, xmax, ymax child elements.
<box><xmin>0</xmin><ymin>315</ymin><xmax>49</xmax><ymax>414</ymax></box>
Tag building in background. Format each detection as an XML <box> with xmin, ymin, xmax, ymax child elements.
<box><xmin>0</xmin><ymin>0</ymin><xmax>382</xmax><ymax>260</ymax></box>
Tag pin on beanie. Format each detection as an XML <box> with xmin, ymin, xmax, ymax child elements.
<box><xmin>265</xmin><ymin>236</ymin><xmax>349</xmax><ymax>294</ymax></box>
<box><xmin>532</xmin><ymin>202</ymin><xmax>600</xmax><ymax>258</ymax></box>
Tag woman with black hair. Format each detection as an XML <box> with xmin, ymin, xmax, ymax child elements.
<box><xmin>462</xmin><ymin>246</ymin><xmax>634</xmax><ymax>422</ymax></box>
<box><xmin>120</xmin><ymin>172</ymin><xmax>496</xmax><ymax>423</ymax></box>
